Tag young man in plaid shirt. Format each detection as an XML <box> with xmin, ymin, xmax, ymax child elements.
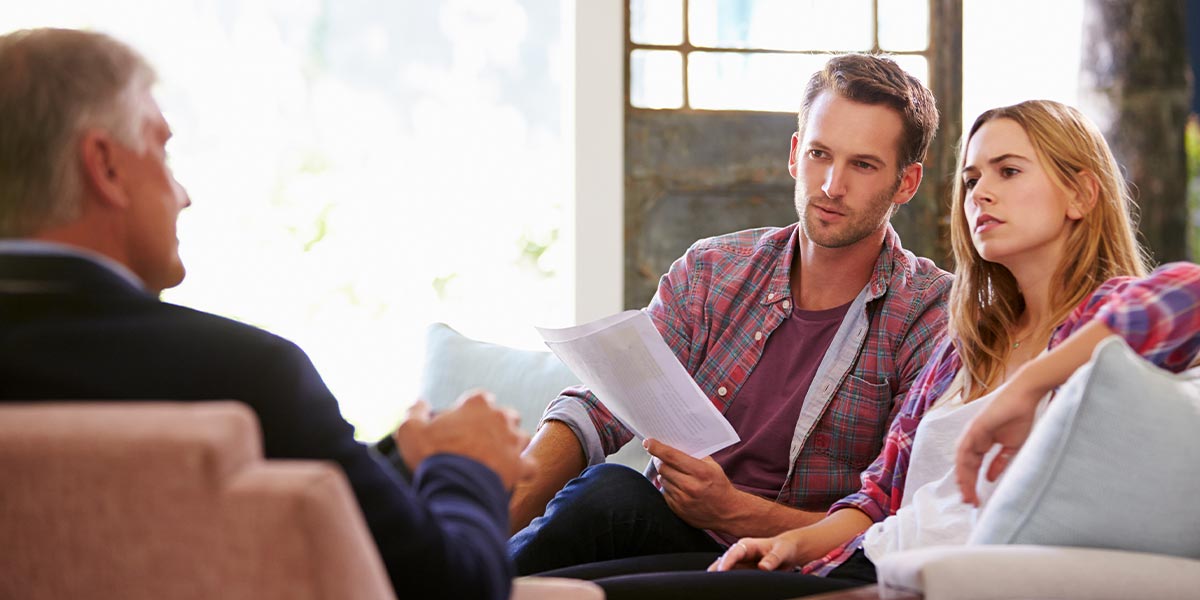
<box><xmin>508</xmin><ymin>53</ymin><xmax>952</xmax><ymax>576</ymax></box>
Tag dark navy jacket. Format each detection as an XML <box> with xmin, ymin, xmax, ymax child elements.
<box><xmin>0</xmin><ymin>252</ymin><xmax>513</xmax><ymax>599</ymax></box>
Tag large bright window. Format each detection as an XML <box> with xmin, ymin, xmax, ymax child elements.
<box><xmin>4</xmin><ymin>0</ymin><xmax>573</xmax><ymax>439</ymax></box>
<box><xmin>962</xmin><ymin>0</ymin><xmax>1084</xmax><ymax>126</ymax></box>
<box><xmin>628</xmin><ymin>0</ymin><xmax>931</xmax><ymax>112</ymax></box>
<box><xmin>629</xmin><ymin>0</ymin><xmax>1089</xmax><ymax>129</ymax></box>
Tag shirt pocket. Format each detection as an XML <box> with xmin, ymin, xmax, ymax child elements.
<box><xmin>821</xmin><ymin>374</ymin><xmax>893</xmax><ymax>471</ymax></box>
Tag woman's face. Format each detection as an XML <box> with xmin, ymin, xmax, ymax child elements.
<box><xmin>960</xmin><ymin>118</ymin><xmax>1083</xmax><ymax>270</ymax></box>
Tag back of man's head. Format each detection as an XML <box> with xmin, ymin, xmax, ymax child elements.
<box><xmin>0</xmin><ymin>28</ymin><xmax>156</xmax><ymax>238</ymax></box>
<box><xmin>797</xmin><ymin>53</ymin><xmax>939</xmax><ymax>171</ymax></box>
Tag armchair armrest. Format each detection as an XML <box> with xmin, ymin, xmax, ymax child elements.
<box><xmin>512</xmin><ymin>576</ymin><xmax>604</xmax><ymax>600</ymax></box>
<box><xmin>875</xmin><ymin>545</ymin><xmax>1200</xmax><ymax>600</ymax></box>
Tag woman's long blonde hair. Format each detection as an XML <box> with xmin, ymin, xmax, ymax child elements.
<box><xmin>949</xmin><ymin>100</ymin><xmax>1150</xmax><ymax>400</ymax></box>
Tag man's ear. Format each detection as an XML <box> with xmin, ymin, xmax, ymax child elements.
<box><xmin>787</xmin><ymin>132</ymin><xmax>801</xmax><ymax>179</ymax></box>
<box><xmin>79</xmin><ymin>130</ymin><xmax>129</xmax><ymax>208</ymax></box>
<box><xmin>891</xmin><ymin>161</ymin><xmax>924</xmax><ymax>207</ymax></box>
<box><xmin>1067</xmin><ymin>170</ymin><xmax>1100</xmax><ymax>221</ymax></box>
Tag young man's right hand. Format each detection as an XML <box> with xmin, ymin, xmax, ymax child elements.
<box><xmin>393</xmin><ymin>391</ymin><xmax>534</xmax><ymax>491</ymax></box>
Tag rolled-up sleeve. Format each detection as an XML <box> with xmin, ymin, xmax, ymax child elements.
<box><xmin>541</xmin><ymin>387</ymin><xmax>609</xmax><ymax>467</ymax></box>
<box><xmin>1091</xmin><ymin>262</ymin><xmax>1200</xmax><ymax>370</ymax></box>
<box><xmin>1058</xmin><ymin>262</ymin><xmax>1200</xmax><ymax>372</ymax></box>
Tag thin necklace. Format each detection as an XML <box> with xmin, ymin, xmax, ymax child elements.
<box><xmin>1012</xmin><ymin>324</ymin><xmax>1048</xmax><ymax>349</ymax></box>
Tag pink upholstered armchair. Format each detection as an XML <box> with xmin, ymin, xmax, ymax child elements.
<box><xmin>0</xmin><ymin>402</ymin><xmax>600</xmax><ymax>600</ymax></box>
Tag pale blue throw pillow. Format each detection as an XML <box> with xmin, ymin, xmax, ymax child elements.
<box><xmin>971</xmin><ymin>336</ymin><xmax>1200</xmax><ymax>558</ymax></box>
<box><xmin>418</xmin><ymin>323</ymin><xmax>650</xmax><ymax>470</ymax></box>
<box><xmin>419</xmin><ymin>323</ymin><xmax>582</xmax><ymax>434</ymax></box>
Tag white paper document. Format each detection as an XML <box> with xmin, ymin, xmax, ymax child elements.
<box><xmin>536</xmin><ymin>310</ymin><xmax>739</xmax><ymax>458</ymax></box>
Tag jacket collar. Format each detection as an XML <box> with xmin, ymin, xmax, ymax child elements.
<box><xmin>0</xmin><ymin>251</ymin><xmax>153</xmax><ymax>299</ymax></box>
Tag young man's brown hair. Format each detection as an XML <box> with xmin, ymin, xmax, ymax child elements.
<box><xmin>797</xmin><ymin>53</ymin><xmax>939</xmax><ymax>172</ymax></box>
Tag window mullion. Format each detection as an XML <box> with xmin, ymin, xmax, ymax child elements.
<box><xmin>682</xmin><ymin>0</ymin><xmax>690</xmax><ymax>109</ymax></box>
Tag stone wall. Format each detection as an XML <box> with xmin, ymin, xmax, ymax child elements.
<box><xmin>623</xmin><ymin>110</ymin><xmax>798</xmax><ymax>308</ymax></box>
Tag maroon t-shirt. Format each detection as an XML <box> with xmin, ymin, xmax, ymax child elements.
<box><xmin>711</xmin><ymin>298</ymin><xmax>853</xmax><ymax>499</ymax></box>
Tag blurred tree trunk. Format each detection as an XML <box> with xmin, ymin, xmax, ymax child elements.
<box><xmin>1080</xmin><ymin>0</ymin><xmax>1191</xmax><ymax>263</ymax></box>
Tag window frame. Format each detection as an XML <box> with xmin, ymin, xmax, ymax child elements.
<box><xmin>626</xmin><ymin>0</ymin><xmax>936</xmax><ymax>112</ymax></box>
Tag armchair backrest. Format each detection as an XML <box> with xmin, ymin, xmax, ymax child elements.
<box><xmin>0</xmin><ymin>401</ymin><xmax>395</xmax><ymax>600</ymax></box>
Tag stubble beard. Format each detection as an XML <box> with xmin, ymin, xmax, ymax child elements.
<box><xmin>794</xmin><ymin>181</ymin><xmax>900</xmax><ymax>249</ymax></box>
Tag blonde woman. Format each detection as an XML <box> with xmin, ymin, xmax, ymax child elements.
<box><xmin>696</xmin><ymin>100</ymin><xmax>1200</xmax><ymax>593</ymax></box>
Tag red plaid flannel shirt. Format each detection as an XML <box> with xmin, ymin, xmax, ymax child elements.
<box><xmin>545</xmin><ymin>224</ymin><xmax>951</xmax><ymax>514</ymax></box>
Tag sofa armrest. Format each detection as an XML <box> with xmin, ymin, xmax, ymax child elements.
<box><xmin>875</xmin><ymin>545</ymin><xmax>1200</xmax><ymax>600</ymax></box>
<box><xmin>805</xmin><ymin>584</ymin><xmax>916</xmax><ymax>600</ymax></box>
<box><xmin>512</xmin><ymin>576</ymin><xmax>604</xmax><ymax>600</ymax></box>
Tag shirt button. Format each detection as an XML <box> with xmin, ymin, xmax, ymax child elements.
<box><xmin>717</xmin><ymin>386</ymin><xmax>728</xmax><ymax>396</ymax></box>
<box><xmin>782</xmin><ymin>300</ymin><xmax>791</xmax><ymax>310</ymax></box>
<box><xmin>754</xmin><ymin>331</ymin><xmax>763</xmax><ymax>341</ymax></box>
<box><xmin>767</xmin><ymin>292</ymin><xmax>775</xmax><ymax>300</ymax></box>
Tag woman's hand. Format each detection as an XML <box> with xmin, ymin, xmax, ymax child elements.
<box><xmin>707</xmin><ymin>508</ymin><xmax>873</xmax><ymax>572</ymax></box>
<box><xmin>953</xmin><ymin>378</ymin><xmax>1042</xmax><ymax>505</ymax></box>
<box><xmin>955</xmin><ymin>322</ymin><xmax>1118</xmax><ymax>505</ymax></box>
<box><xmin>707</xmin><ymin>530</ymin><xmax>807</xmax><ymax>572</ymax></box>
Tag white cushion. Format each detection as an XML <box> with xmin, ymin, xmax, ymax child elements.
<box><xmin>970</xmin><ymin>335</ymin><xmax>1200</xmax><ymax>558</ymax></box>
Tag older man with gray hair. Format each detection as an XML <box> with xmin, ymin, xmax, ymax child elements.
<box><xmin>0</xmin><ymin>27</ymin><xmax>528</xmax><ymax>599</ymax></box>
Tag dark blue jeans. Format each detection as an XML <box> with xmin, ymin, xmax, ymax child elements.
<box><xmin>508</xmin><ymin>463</ymin><xmax>725</xmax><ymax>575</ymax></box>
<box><xmin>536</xmin><ymin>551</ymin><xmax>874</xmax><ymax>600</ymax></box>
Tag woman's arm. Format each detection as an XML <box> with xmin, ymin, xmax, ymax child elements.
<box><xmin>707</xmin><ymin>508</ymin><xmax>873</xmax><ymax>572</ymax></box>
<box><xmin>954</xmin><ymin>320</ymin><xmax>1115</xmax><ymax>505</ymax></box>
<box><xmin>956</xmin><ymin>262</ymin><xmax>1200</xmax><ymax>505</ymax></box>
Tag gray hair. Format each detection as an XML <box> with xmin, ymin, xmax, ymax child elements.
<box><xmin>0</xmin><ymin>28</ymin><xmax>157</xmax><ymax>237</ymax></box>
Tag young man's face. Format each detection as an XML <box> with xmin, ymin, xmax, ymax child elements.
<box><xmin>115</xmin><ymin>88</ymin><xmax>191</xmax><ymax>293</ymax></box>
<box><xmin>789</xmin><ymin>91</ymin><xmax>920</xmax><ymax>250</ymax></box>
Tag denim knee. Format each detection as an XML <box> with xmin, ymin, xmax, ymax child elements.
<box><xmin>547</xmin><ymin>463</ymin><xmax>656</xmax><ymax>519</ymax></box>
<box><xmin>509</xmin><ymin>462</ymin><xmax>664</xmax><ymax>574</ymax></box>
<box><xmin>578</xmin><ymin>463</ymin><xmax>651</xmax><ymax>491</ymax></box>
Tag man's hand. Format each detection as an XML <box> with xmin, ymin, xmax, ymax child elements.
<box><xmin>393</xmin><ymin>391</ymin><xmax>535</xmax><ymax>491</ymax></box>
<box><xmin>707</xmin><ymin>531</ymin><xmax>806</xmax><ymax>572</ymax></box>
<box><xmin>644</xmin><ymin>438</ymin><xmax>751</xmax><ymax>531</ymax></box>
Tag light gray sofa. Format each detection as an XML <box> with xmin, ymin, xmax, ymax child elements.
<box><xmin>873</xmin><ymin>544</ymin><xmax>1200</xmax><ymax>600</ymax></box>
<box><xmin>830</xmin><ymin>337</ymin><xmax>1200</xmax><ymax>599</ymax></box>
